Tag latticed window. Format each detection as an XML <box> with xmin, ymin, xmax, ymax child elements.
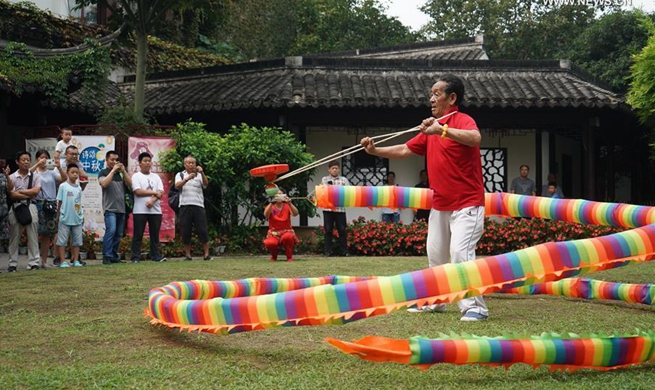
<box><xmin>481</xmin><ymin>148</ymin><xmax>507</xmax><ymax>192</ymax></box>
<box><xmin>342</xmin><ymin>150</ymin><xmax>388</xmax><ymax>186</ymax></box>
<box><xmin>341</xmin><ymin>147</ymin><xmax>505</xmax><ymax>190</ymax></box>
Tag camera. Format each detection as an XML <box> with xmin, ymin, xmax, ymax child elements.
<box><xmin>45</xmin><ymin>159</ymin><xmax>55</xmax><ymax>170</ymax></box>
<box><xmin>272</xmin><ymin>195</ymin><xmax>286</xmax><ymax>203</ymax></box>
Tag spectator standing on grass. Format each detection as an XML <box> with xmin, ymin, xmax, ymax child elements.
<box><xmin>175</xmin><ymin>156</ymin><xmax>212</xmax><ymax>261</ymax></box>
<box><xmin>7</xmin><ymin>151</ymin><xmax>41</xmax><ymax>272</ymax></box>
<box><xmin>98</xmin><ymin>151</ymin><xmax>131</xmax><ymax>265</ymax></box>
<box><xmin>54</xmin><ymin>144</ymin><xmax>88</xmax><ymax>266</ymax></box>
<box><xmin>56</xmin><ymin>164</ymin><xmax>84</xmax><ymax>268</ymax></box>
<box><xmin>31</xmin><ymin>149</ymin><xmax>64</xmax><ymax>268</ymax></box>
<box><xmin>320</xmin><ymin>160</ymin><xmax>350</xmax><ymax>257</ymax></box>
<box><xmin>130</xmin><ymin>152</ymin><xmax>166</xmax><ymax>264</ymax></box>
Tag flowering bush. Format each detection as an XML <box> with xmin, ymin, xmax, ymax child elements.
<box><xmin>118</xmin><ymin>235</ymin><xmax>132</xmax><ymax>257</ymax></box>
<box><xmin>81</xmin><ymin>230</ymin><xmax>99</xmax><ymax>253</ymax></box>
<box><xmin>111</xmin><ymin>217</ymin><xmax>626</xmax><ymax>258</ymax></box>
<box><xmin>476</xmin><ymin>217</ymin><xmax>625</xmax><ymax>255</ymax></box>
<box><xmin>303</xmin><ymin>216</ymin><xmax>625</xmax><ymax>256</ymax></box>
<box><xmin>225</xmin><ymin>225</ymin><xmax>266</xmax><ymax>254</ymax></box>
<box><xmin>311</xmin><ymin>216</ymin><xmax>428</xmax><ymax>256</ymax></box>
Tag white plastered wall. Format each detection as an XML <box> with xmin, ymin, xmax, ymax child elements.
<box><xmin>305</xmin><ymin>128</ymin><xmax>426</xmax><ymax>227</ymax></box>
<box><xmin>8</xmin><ymin>0</ymin><xmax>70</xmax><ymax>18</ymax></box>
<box><xmin>479</xmin><ymin>131</ymin><xmax>536</xmax><ymax>192</ymax></box>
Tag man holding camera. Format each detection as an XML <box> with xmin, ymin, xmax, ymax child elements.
<box><xmin>99</xmin><ymin>151</ymin><xmax>132</xmax><ymax>265</ymax></box>
<box><xmin>7</xmin><ymin>151</ymin><xmax>42</xmax><ymax>271</ymax></box>
<box><xmin>175</xmin><ymin>155</ymin><xmax>211</xmax><ymax>261</ymax></box>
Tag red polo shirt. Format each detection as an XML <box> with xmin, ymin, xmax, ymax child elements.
<box><xmin>406</xmin><ymin>106</ymin><xmax>484</xmax><ymax>211</ymax></box>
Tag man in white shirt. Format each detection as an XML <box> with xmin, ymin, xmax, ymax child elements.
<box><xmin>321</xmin><ymin>160</ymin><xmax>350</xmax><ymax>256</ymax></box>
<box><xmin>7</xmin><ymin>151</ymin><xmax>42</xmax><ymax>271</ymax></box>
<box><xmin>175</xmin><ymin>156</ymin><xmax>212</xmax><ymax>261</ymax></box>
<box><xmin>130</xmin><ymin>152</ymin><xmax>166</xmax><ymax>263</ymax></box>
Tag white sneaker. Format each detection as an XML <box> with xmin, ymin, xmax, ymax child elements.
<box><xmin>59</xmin><ymin>261</ymin><xmax>71</xmax><ymax>268</ymax></box>
<box><xmin>407</xmin><ymin>304</ymin><xmax>446</xmax><ymax>313</ymax></box>
<box><xmin>460</xmin><ymin>311</ymin><xmax>489</xmax><ymax>321</ymax></box>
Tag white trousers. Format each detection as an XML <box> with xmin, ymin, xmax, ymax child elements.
<box><xmin>426</xmin><ymin>206</ymin><xmax>488</xmax><ymax>316</ymax></box>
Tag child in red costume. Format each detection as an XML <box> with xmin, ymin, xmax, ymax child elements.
<box><xmin>263</xmin><ymin>189</ymin><xmax>299</xmax><ymax>261</ymax></box>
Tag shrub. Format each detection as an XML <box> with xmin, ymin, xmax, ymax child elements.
<box><xmin>225</xmin><ymin>225</ymin><xmax>266</xmax><ymax>254</ymax></box>
<box><xmin>299</xmin><ymin>217</ymin><xmax>625</xmax><ymax>256</ymax></box>
<box><xmin>476</xmin><ymin>217</ymin><xmax>625</xmax><ymax>255</ymax></box>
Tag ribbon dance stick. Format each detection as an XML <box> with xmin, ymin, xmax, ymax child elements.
<box><xmin>275</xmin><ymin>111</ymin><xmax>457</xmax><ymax>183</ymax></box>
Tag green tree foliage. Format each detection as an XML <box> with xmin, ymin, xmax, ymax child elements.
<box><xmin>217</xmin><ymin>0</ymin><xmax>418</xmax><ymax>59</ymax></box>
<box><xmin>159</xmin><ymin>121</ymin><xmax>315</xmax><ymax>231</ymax></box>
<box><xmin>289</xmin><ymin>0</ymin><xmax>419</xmax><ymax>55</ymax></box>
<box><xmin>419</xmin><ymin>0</ymin><xmax>604</xmax><ymax>59</ymax></box>
<box><xmin>75</xmin><ymin>0</ymin><xmax>225</xmax><ymax>117</ymax></box>
<box><xmin>627</xmin><ymin>15</ymin><xmax>655</xmax><ymax>129</ymax></box>
<box><xmin>0</xmin><ymin>40</ymin><xmax>110</xmax><ymax>100</ymax></box>
<box><xmin>154</xmin><ymin>3</ymin><xmax>230</xmax><ymax>50</ymax></box>
<box><xmin>563</xmin><ymin>11</ymin><xmax>652</xmax><ymax>92</ymax></box>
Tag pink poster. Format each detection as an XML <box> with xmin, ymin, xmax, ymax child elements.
<box><xmin>126</xmin><ymin>137</ymin><xmax>177</xmax><ymax>241</ymax></box>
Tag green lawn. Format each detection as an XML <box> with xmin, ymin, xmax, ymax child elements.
<box><xmin>1</xmin><ymin>256</ymin><xmax>654</xmax><ymax>390</ymax></box>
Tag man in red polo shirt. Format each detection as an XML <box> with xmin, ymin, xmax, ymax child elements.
<box><xmin>360</xmin><ymin>74</ymin><xmax>488</xmax><ymax>321</ymax></box>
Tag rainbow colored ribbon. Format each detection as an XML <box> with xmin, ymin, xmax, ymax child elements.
<box><xmin>315</xmin><ymin>185</ymin><xmax>432</xmax><ymax>210</ymax></box>
<box><xmin>146</xmin><ymin>192</ymin><xmax>655</xmax><ymax>370</ymax></box>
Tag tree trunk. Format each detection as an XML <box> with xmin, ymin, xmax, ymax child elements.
<box><xmin>134</xmin><ymin>31</ymin><xmax>148</xmax><ymax>117</ymax></box>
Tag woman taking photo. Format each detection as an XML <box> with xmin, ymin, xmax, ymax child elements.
<box><xmin>31</xmin><ymin>149</ymin><xmax>65</xmax><ymax>268</ymax></box>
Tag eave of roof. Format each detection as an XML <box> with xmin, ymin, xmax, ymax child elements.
<box><xmin>314</xmin><ymin>35</ymin><xmax>488</xmax><ymax>61</ymax></box>
<box><xmin>115</xmin><ymin>57</ymin><xmax>625</xmax><ymax>115</ymax></box>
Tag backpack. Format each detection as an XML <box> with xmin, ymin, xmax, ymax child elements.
<box><xmin>167</xmin><ymin>172</ymin><xmax>184</xmax><ymax>214</ymax></box>
<box><xmin>119</xmin><ymin>172</ymin><xmax>134</xmax><ymax>214</ymax></box>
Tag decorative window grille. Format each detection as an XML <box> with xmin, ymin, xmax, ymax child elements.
<box><xmin>342</xmin><ymin>150</ymin><xmax>388</xmax><ymax>186</ymax></box>
<box><xmin>481</xmin><ymin>148</ymin><xmax>507</xmax><ymax>192</ymax></box>
<box><xmin>341</xmin><ymin>147</ymin><xmax>506</xmax><ymax>191</ymax></box>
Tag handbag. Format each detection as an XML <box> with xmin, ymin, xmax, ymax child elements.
<box><xmin>13</xmin><ymin>201</ymin><xmax>32</xmax><ymax>226</ymax></box>
<box><xmin>43</xmin><ymin>199</ymin><xmax>58</xmax><ymax>215</ymax></box>
<box><xmin>12</xmin><ymin>173</ymin><xmax>33</xmax><ymax>226</ymax></box>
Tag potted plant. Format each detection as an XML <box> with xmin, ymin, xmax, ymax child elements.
<box><xmin>212</xmin><ymin>234</ymin><xmax>228</xmax><ymax>256</ymax></box>
<box><xmin>80</xmin><ymin>230</ymin><xmax>99</xmax><ymax>260</ymax></box>
<box><xmin>118</xmin><ymin>235</ymin><xmax>132</xmax><ymax>260</ymax></box>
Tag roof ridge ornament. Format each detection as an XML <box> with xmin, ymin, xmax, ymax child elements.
<box><xmin>285</xmin><ymin>56</ymin><xmax>303</xmax><ymax>67</ymax></box>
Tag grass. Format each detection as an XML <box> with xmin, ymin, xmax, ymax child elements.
<box><xmin>1</xmin><ymin>256</ymin><xmax>654</xmax><ymax>390</ymax></box>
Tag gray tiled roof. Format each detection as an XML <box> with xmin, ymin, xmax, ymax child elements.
<box><xmin>125</xmin><ymin>57</ymin><xmax>623</xmax><ymax>115</ymax></box>
<box><xmin>315</xmin><ymin>36</ymin><xmax>488</xmax><ymax>61</ymax></box>
<box><xmin>53</xmin><ymin>81</ymin><xmax>123</xmax><ymax>114</ymax></box>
